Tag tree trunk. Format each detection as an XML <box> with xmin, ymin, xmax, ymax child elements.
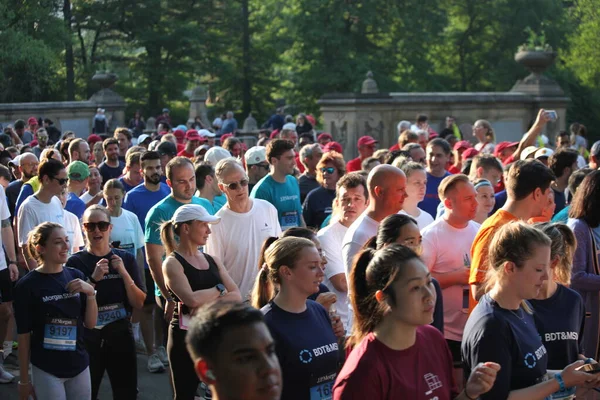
<box><xmin>146</xmin><ymin>43</ymin><xmax>163</xmax><ymax>114</ymax></box>
<box><xmin>64</xmin><ymin>0</ymin><xmax>75</xmax><ymax>100</ymax></box>
<box><xmin>241</xmin><ymin>0</ymin><xmax>251</xmax><ymax>117</ymax></box>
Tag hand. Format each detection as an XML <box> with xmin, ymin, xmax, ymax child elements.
<box><xmin>92</xmin><ymin>259</ymin><xmax>109</xmax><ymax>282</ymax></box>
<box><xmin>315</xmin><ymin>292</ymin><xmax>337</xmax><ymax>310</ymax></box>
<box><xmin>331</xmin><ymin>315</ymin><xmax>345</xmax><ymax>338</ymax></box>
<box><xmin>8</xmin><ymin>263</ymin><xmax>18</xmax><ymax>281</ymax></box>
<box><xmin>18</xmin><ymin>381</ymin><xmax>36</xmax><ymax>400</ymax></box>
<box><xmin>66</xmin><ymin>278</ymin><xmax>95</xmax><ymax>297</ymax></box>
<box><xmin>465</xmin><ymin>362</ymin><xmax>501</xmax><ymax>398</ymax></box>
<box><xmin>562</xmin><ymin>360</ymin><xmax>595</xmax><ymax>388</ymax></box>
<box><xmin>164</xmin><ymin>300</ymin><xmax>175</xmax><ymax>322</ymax></box>
<box><xmin>534</xmin><ymin>108</ymin><xmax>552</xmax><ymax>127</ymax></box>
<box><xmin>109</xmin><ymin>254</ymin><xmax>125</xmax><ymax>275</ymax></box>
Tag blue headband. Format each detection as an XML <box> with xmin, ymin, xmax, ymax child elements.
<box><xmin>474</xmin><ymin>180</ymin><xmax>493</xmax><ymax>190</ymax></box>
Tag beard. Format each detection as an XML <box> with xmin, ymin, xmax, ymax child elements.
<box><xmin>145</xmin><ymin>173</ymin><xmax>161</xmax><ymax>185</ymax></box>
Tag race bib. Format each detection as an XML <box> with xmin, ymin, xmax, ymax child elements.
<box><xmin>43</xmin><ymin>317</ymin><xmax>77</xmax><ymax>351</ymax></box>
<box><xmin>178</xmin><ymin>303</ymin><xmax>191</xmax><ymax>331</ymax></box>
<box><xmin>309</xmin><ymin>372</ymin><xmax>336</xmax><ymax>400</ymax></box>
<box><xmin>281</xmin><ymin>211</ymin><xmax>299</xmax><ymax>230</ymax></box>
<box><xmin>95</xmin><ymin>303</ymin><xmax>127</xmax><ymax>329</ymax></box>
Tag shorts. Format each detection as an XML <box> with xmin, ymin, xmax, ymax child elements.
<box><xmin>144</xmin><ymin>269</ymin><xmax>156</xmax><ymax>306</ymax></box>
<box><xmin>0</xmin><ymin>268</ymin><xmax>14</xmax><ymax>303</ymax></box>
<box><xmin>446</xmin><ymin>339</ymin><xmax>463</xmax><ymax>367</ymax></box>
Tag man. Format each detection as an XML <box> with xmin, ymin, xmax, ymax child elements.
<box><xmin>493</xmin><ymin>141</ymin><xmax>519</xmax><ymax>165</ymax></box>
<box><xmin>419</xmin><ymin>138</ymin><xmax>452</xmax><ymax>218</ymax></box>
<box><xmin>265</xmin><ymin>107</ymin><xmax>285</xmax><ymax>131</ymax></box>
<box><xmin>390</xmin><ymin>130</ymin><xmax>418</xmax><ymax>152</ymax></box>
<box><xmin>297</xmin><ymin>143</ymin><xmax>323</xmax><ymax>202</ymax></box>
<box><xmin>317</xmin><ymin>173</ymin><xmax>369</xmax><ymax>330</ymax></box>
<box><xmin>221</xmin><ymin>111</ymin><xmax>238</xmax><ymax>135</ymax></box>
<box><xmin>206</xmin><ymin>158</ymin><xmax>281</xmax><ymax>299</ymax></box>
<box><xmin>411</xmin><ymin>114</ymin><xmax>437</xmax><ymax>137</ymax></box>
<box><xmin>438</xmin><ymin>116</ymin><xmax>463</xmax><ymax>140</ymax></box>
<box><xmin>448</xmin><ymin>140</ymin><xmax>472</xmax><ymax>174</ymax></box>
<box><xmin>98</xmin><ymin>138</ymin><xmax>125</xmax><ymax>185</ymax></box>
<box><xmin>589</xmin><ymin>140</ymin><xmax>600</xmax><ymax>170</ymax></box>
<box><xmin>43</xmin><ymin>118</ymin><xmax>61</xmax><ymax>144</ymax></box>
<box><xmin>533</xmin><ymin>147</ymin><xmax>554</xmax><ymax>167</ymax></box>
<box><xmin>195</xmin><ymin>163</ymin><xmax>226</xmax><ymax>214</ymax></box>
<box><xmin>65</xmin><ymin>161</ymin><xmax>89</xmax><ymax>219</ymax></box>
<box><xmin>14</xmin><ymin>120</ymin><xmax>33</xmax><ymax>144</ymax></box>
<box><xmin>317</xmin><ymin>133</ymin><xmax>333</xmax><ymax>146</ymax></box>
<box><xmin>119</xmin><ymin>151</ymin><xmax>144</xmax><ymax>192</ymax></box>
<box><xmin>346</xmin><ymin>136</ymin><xmax>377</xmax><ymax>172</ymax></box>
<box><xmin>199</xmin><ymin>129</ymin><xmax>216</xmax><ymax>148</ymax></box>
<box><xmin>68</xmin><ymin>138</ymin><xmax>91</xmax><ymax>165</ymax></box>
<box><xmin>178</xmin><ymin>130</ymin><xmax>203</xmax><ymax>158</ymax></box>
<box><xmin>421</xmin><ymin>174</ymin><xmax>480</xmax><ymax>376</ymax></box>
<box><xmin>145</xmin><ymin>157</ymin><xmax>205</xmax><ymax>372</ymax></box>
<box><xmin>32</xmin><ymin>128</ymin><xmax>48</xmax><ymax>159</ymax></box>
<box><xmin>245</xmin><ymin>146</ymin><xmax>270</xmax><ymax>193</ymax></box>
<box><xmin>279</xmin><ymin>124</ymin><xmax>298</xmax><ymax>147</ymax></box>
<box><xmin>402</xmin><ymin>143</ymin><xmax>426</xmax><ymax>165</ymax></box>
<box><xmin>114</xmin><ymin>127</ymin><xmax>133</xmax><ymax>162</ymax></box>
<box><xmin>469</xmin><ymin>160</ymin><xmax>556</xmax><ymax>310</ymax></box>
<box><xmin>26</xmin><ymin>117</ymin><xmax>39</xmax><ymax>141</ymax></box>
<box><xmin>6</xmin><ymin>153</ymin><xmax>37</xmax><ymax>219</ymax></box>
<box><xmin>548</xmin><ymin>148</ymin><xmax>579</xmax><ymax>215</ymax></box>
<box><xmin>185</xmin><ymin>301</ymin><xmax>282</xmax><ymax>400</ymax></box>
<box><xmin>137</xmin><ymin>134</ymin><xmax>152</xmax><ymax>150</ymax></box>
<box><xmin>250</xmin><ymin>139</ymin><xmax>303</xmax><ymax>230</ymax></box>
<box><xmin>155</xmin><ymin>108</ymin><xmax>172</xmax><ymax>127</ymax></box>
<box><xmin>156</xmin><ymin>141</ymin><xmax>178</xmax><ymax>177</ymax></box>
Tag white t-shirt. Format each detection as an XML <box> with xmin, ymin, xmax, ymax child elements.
<box><xmin>63</xmin><ymin>209</ymin><xmax>85</xmax><ymax>255</ymax></box>
<box><xmin>399</xmin><ymin>208</ymin><xmax>434</xmax><ymax>231</ymax></box>
<box><xmin>17</xmin><ymin>195</ymin><xmax>64</xmax><ymax>246</ymax></box>
<box><xmin>474</xmin><ymin>142</ymin><xmax>495</xmax><ymax>154</ymax></box>
<box><xmin>420</xmin><ymin>218</ymin><xmax>480</xmax><ymax>341</ymax></box>
<box><xmin>205</xmin><ymin>199</ymin><xmax>281</xmax><ymax>301</ymax></box>
<box><xmin>110</xmin><ymin>209</ymin><xmax>144</xmax><ymax>256</ymax></box>
<box><xmin>0</xmin><ymin>186</ymin><xmax>10</xmax><ymax>271</ymax></box>
<box><xmin>80</xmin><ymin>191</ymin><xmax>93</xmax><ymax>204</ymax></box>
<box><xmin>342</xmin><ymin>213</ymin><xmax>379</xmax><ymax>277</ymax></box>
<box><xmin>317</xmin><ymin>221</ymin><xmax>350</xmax><ymax>330</ymax></box>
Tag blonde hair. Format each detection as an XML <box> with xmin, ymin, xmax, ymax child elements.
<box><xmin>160</xmin><ymin>219</ymin><xmax>193</xmax><ymax>255</ymax></box>
<box><xmin>475</xmin><ymin>120</ymin><xmax>495</xmax><ymax>143</ymax></box>
<box><xmin>27</xmin><ymin>222</ymin><xmax>64</xmax><ymax>265</ymax></box>
<box><xmin>437</xmin><ymin>174</ymin><xmax>470</xmax><ymax>201</ymax></box>
<box><xmin>535</xmin><ymin>223</ymin><xmax>577</xmax><ymax>286</ymax></box>
<box><xmin>215</xmin><ymin>157</ymin><xmax>244</xmax><ymax>182</ymax></box>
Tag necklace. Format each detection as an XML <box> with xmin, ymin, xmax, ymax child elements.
<box><xmin>509</xmin><ymin>307</ymin><xmax>526</xmax><ymax>323</ymax></box>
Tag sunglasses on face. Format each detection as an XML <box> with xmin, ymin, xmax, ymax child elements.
<box><xmin>321</xmin><ymin>167</ymin><xmax>335</xmax><ymax>174</ymax></box>
<box><xmin>51</xmin><ymin>176</ymin><xmax>68</xmax><ymax>185</ymax></box>
<box><xmin>83</xmin><ymin>221</ymin><xmax>111</xmax><ymax>232</ymax></box>
<box><xmin>222</xmin><ymin>179</ymin><xmax>249</xmax><ymax>191</ymax></box>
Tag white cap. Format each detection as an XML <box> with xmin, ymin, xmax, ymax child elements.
<box><xmin>282</xmin><ymin>122</ymin><xmax>296</xmax><ymax>131</ymax></box>
<box><xmin>171</xmin><ymin>204</ymin><xmax>220</xmax><ymax>224</ymax></box>
<box><xmin>244</xmin><ymin>146</ymin><xmax>267</xmax><ymax>165</ymax></box>
<box><xmin>204</xmin><ymin>146</ymin><xmax>231</xmax><ymax>166</ymax></box>
<box><xmin>9</xmin><ymin>154</ymin><xmax>22</xmax><ymax>166</ymax></box>
<box><xmin>138</xmin><ymin>134</ymin><xmax>151</xmax><ymax>144</ymax></box>
<box><xmin>535</xmin><ymin>148</ymin><xmax>554</xmax><ymax>159</ymax></box>
<box><xmin>199</xmin><ymin>129</ymin><xmax>216</xmax><ymax>138</ymax></box>
<box><xmin>520</xmin><ymin>146</ymin><xmax>539</xmax><ymax>160</ymax></box>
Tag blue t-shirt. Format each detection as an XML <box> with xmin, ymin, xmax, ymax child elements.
<box><xmin>462</xmin><ymin>294</ymin><xmax>548</xmax><ymax>400</ymax></box>
<box><xmin>13</xmin><ymin>268</ymin><xmax>89</xmax><ymax>379</ymax></box>
<box><xmin>6</xmin><ymin>179</ymin><xmax>24</xmax><ymax>219</ymax></box>
<box><xmin>15</xmin><ymin>182</ymin><xmax>34</xmax><ymax>217</ymax></box>
<box><xmin>262</xmin><ymin>300</ymin><xmax>339</xmax><ymax>400</ymax></box>
<box><xmin>66</xmin><ymin>192</ymin><xmax>86</xmax><ymax>219</ymax></box>
<box><xmin>552</xmin><ymin>205</ymin><xmax>570</xmax><ymax>223</ymax></box>
<box><xmin>197</xmin><ymin>194</ymin><xmax>226</xmax><ymax>215</ymax></box>
<box><xmin>418</xmin><ymin>171</ymin><xmax>451</xmax><ymax>218</ymax></box>
<box><xmin>117</xmin><ymin>176</ymin><xmax>136</xmax><ymax>193</ymax></box>
<box><xmin>303</xmin><ymin>187</ymin><xmax>336</xmax><ymax>229</ymax></box>
<box><xmin>552</xmin><ymin>188</ymin><xmax>566</xmax><ymax>217</ymax></box>
<box><xmin>251</xmin><ymin>175</ymin><xmax>302</xmax><ymax>230</ymax></box>
<box><xmin>221</xmin><ymin>118</ymin><xmax>238</xmax><ymax>134</ymax></box>
<box><xmin>123</xmin><ymin>183</ymin><xmax>171</xmax><ymax>234</ymax></box>
<box><xmin>492</xmin><ymin>190</ymin><xmax>507</xmax><ymax>214</ymax></box>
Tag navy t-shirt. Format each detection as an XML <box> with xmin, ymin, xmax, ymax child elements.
<box><xmin>552</xmin><ymin>188</ymin><xmax>567</xmax><ymax>216</ymax></box>
<box><xmin>262</xmin><ymin>300</ymin><xmax>340</xmax><ymax>400</ymax></box>
<box><xmin>492</xmin><ymin>190</ymin><xmax>507</xmax><ymax>214</ymax></box>
<box><xmin>13</xmin><ymin>268</ymin><xmax>89</xmax><ymax>378</ymax></box>
<box><xmin>529</xmin><ymin>284</ymin><xmax>585</xmax><ymax>369</ymax></box>
<box><xmin>462</xmin><ymin>294</ymin><xmax>548</xmax><ymax>400</ymax></box>
<box><xmin>98</xmin><ymin>161</ymin><xmax>125</xmax><ymax>185</ymax></box>
<box><xmin>307</xmin><ymin>284</ymin><xmax>330</xmax><ymax>301</ymax></box>
<box><xmin>303</xmin><ymin>187</ymin><xmax>336</xmax><ymax>229</ymax></box>
<box><xmin>419</xmin><ymin>171</ymin><xmax>451</xmax><ymax>218</ymax></box>
<box><xmin>6</xmin><ymin>179</ymin><xmax>24</xmax><ymax>219</ymax></box>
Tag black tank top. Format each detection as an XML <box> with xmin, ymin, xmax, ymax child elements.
<box><xmin>169</xmin><ymin>252</ymin><xmax>221</xmax><ymax>327</ymax></box>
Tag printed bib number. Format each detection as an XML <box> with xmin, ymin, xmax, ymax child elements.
<box><xmin>310</xmin><ymin>373</ymin><xmax>336</xmax><ymax>400</ymax></box>
<box><xmin>281</xmin><ymin>212</ymin><xmax>298</xmax><ymax>230</ymax></box>
<box><xmin>95</xmin><ymin>303</ymin><xmax>126</xmax><ymax>329</ymax></box>
<box><xmin>179</xmin><ymin>302</ymin><xmax>191</xmax><ymax>331</ymax></box>
<box><xmin>44</xmin><ymin>317</ymin><xmax>77</xmax><ymax>351</ymax></box>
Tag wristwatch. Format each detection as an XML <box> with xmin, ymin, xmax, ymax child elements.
<box><xmin>216</xmin><ymin>284</ymin><xmax>227</xmax><ymax>297</ymax></box>
<box><xmin>8</xmin><ymin>261</ymin><xmax>17</xmax><ymax>266</ymax></box>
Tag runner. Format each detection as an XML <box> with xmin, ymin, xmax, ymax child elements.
<box><xmin>473</xmin><ymin>179</ymin><xmax>495</xmax><ymax>224</ymax></box>
<box><xmin>303</xmin><ymin>151</ymin><xmax>345</xmax><ymax>229</ymax></box>
<box><xmin>398</xmin><ymin>161</ymin><xmax>434</xmax><ymax>230</ymax></box>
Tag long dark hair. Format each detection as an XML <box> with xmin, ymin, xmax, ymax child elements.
<box><xmin>569</xmin><ymin>170</ymin><xmax>600</xmax><ymax>228</ymax></box>
<box><xmin>363</xmin><ymin>214</ymin><xmax>418</xmax><ymax>250</ymax></box>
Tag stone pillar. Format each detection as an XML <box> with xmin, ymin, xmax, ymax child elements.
<box><xmin>89</xmin><ymin>72</ymin><xmax>126</xmax><ymax>134</ymax></box>
<box><xmin>188</xmin><ymin>84</ymin><xmax>209</xmax><ymax>127</ymax></box>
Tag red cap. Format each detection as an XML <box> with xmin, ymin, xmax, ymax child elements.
<box><xmin>357</xmin><ymin>135</ymin><xmax>377</xmax><ymax>147</ymax></box>
<box><xmin>27</xmin><ymin>117</ymin><xmax>38</xmax><ymax>126</ymax></box>
<box><xmin>306</xmin><ymin>115</ymin><xmax>316</xmax><ymax>126</ymax></box>
<box><xmin>269</xmin><ymin>130</ymin><xmax>280</xmax><ymax>139</ymax></box>
<box><xmin>461</xmin><ymin>148</ymin><xmax>479</xmax><ymax>161</ymax></box>
<box><xmin>87</xmin><ymin>134</ymin><xmax>102</xmax><ymax>146</ymax></box>
<box><xmin>453</xmin><ymin>140</ymin><xmax>472</xmax><ymax>151</ymax></box>
<box><xmin>317</xmin><ymin>133</ymin><xmax>332</xmax><ymax>142</ymax></box>
<box><xmin>220</xmin><ymin>133</ymin><xmax>233</xmax><ymax>143</ymax></box>
<box><xmin>324</xmin><ymin>141</ymin><xmax>343</xmax><ymax>153</ymax></box>
<box><xmin>494</xmin><ymin>141</ymin><xmax>519</xmax><ymax>157</ymax></box>
<box><xmin>29</xmin><ymin>139</ymin><xmax>38</xmax><ymax>147</ymax></box>
<box><xmin>173</xmin><ymin>129</ymin><xmax>185</xmax><ymax>142</ymax></box>
<box><xmin>185</xmin><ymin>129</ymin><xmax>201</xmax><ymax>141</ymax></box>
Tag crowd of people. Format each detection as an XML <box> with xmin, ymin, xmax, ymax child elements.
<box><xmin>0</xmin><ymin>108</ymin><xmax>599</xmax><ymax>400</ymax></box>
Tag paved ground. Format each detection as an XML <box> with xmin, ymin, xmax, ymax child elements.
<box><xmin>0</xmin><ymin>352</ymin><xmax>174</xmax><ymax>399</ymax></box>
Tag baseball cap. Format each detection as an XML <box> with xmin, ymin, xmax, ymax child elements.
<box><xmin>245</xmin><ymin>146</ymin><xmax>267</xmax><ymax>165</ymax></box>
<box><xmin>461</xmin><ymin>148</ymin><xmax>479</xmax><ymax>161</ymax></box>
<box><xmin>185</xmin><ymin>130</ymin><xmax>201</xmax><ymax>141</ymax></box>
<box><xmin>535</xmin><ymin>148</ymin><xmax>554</xmax><ymax>159</ymax></box>
<box><xmin>324</xmin><ymin>141</ymin><xmax>343</xmax><ymax>153</ymax></box>
<box><xmin>9</xmin><ymin>154</ymin><xmax>23</xmax><ymax>167</ymax></box>
<box><xmin>173</xmin><ymin>129</ymin><xmax>185</xmax><ymax>141</ymax></box>
<box><xmin>87</xmin><ymin>134</ymin><xmax>102</xmax><ymax>146</ymax></box>
<box><xmin>162</xmin><ymin>108</ymin><xmax>170</xmax><ymax>113</ymax></box>
<box><xmin>204</xmin><ymin>146</ymin><xmax>231</xmax><ymax>166</ymax></box>
<box><xmin>171</xmin><ymin>204</ymin><xmax>220</xmax><ymax>224</ymax></box>
<box><xmin>591</xmin><ymin>140</ymin><xmax>600</xmax><ymax>158</ymax></box>
<box><xmin>494</xmin><ymin>141</ymin><xmax>519</xmax><ymax>157</ymax></box>
<box><xmin>156</xmin><ymin>141</ymin><xmax>178</xmax><ymax>157</ymax></box>
<box><xmin>453</xmin><ymin>140</ymin><xmax>472</xmax><ymax>151</ymax></box>
<box><xmin>306</xmin><ymin>115</ymin><xmax>316</xmax><ymax>126</ymax></box>
<box><xmin>269</xmin><ymin>130</ymin><xmax>280</xmax><ymax>139</ymax></box>
<box><xmin>282</xmin><ymin>123</ymin><xmax>296</xmax><ymax>131</ymax></box>
<box><xmin>220</xmin><ymin>133</ymin><xmax>233</xmax><ymax>143</ymax></box>
<box><xmin>176</xmin><ymin>125</ymin><xmax>188</xmax><ymax>132</ymax></box>
<box><xmin>27</xmin><ymin>117</ymin><xmax>38</xmax><ymax>126</ymax></box>
<box><xmin>520</xmin><ymin>146</ymin><xmax>539</xmax><ymax>160</ymax></box>
<box><xmin>67</xmin><ymin>161</ymin><xmax>90</xmax><ymax>180</ymax></box>
<box><xmin>137</xmin><ymin>134</ymin><xmax>151</xmax><ymax>144</ymax></box>
<box><xmin>317</xmin><ymin>133</ymin><xmax>333</xmax><ymax>142</ymax></box>
<box><xmin>357</xmin><ymin>136</ymin><xmax>377</xmax><ymax>147</ymax></box>
<box><xmin>199</xmin><ymin>129</ymin><xmax>216</xmax><ymax>138</ymax></box>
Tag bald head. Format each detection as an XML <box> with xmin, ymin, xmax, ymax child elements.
<box><xmin>20</xmin><ymin>153</ymin><xmax>38</xmax><ymax>164</ymax></box>
<box><xmin>367</xmin><ymin>164</ymin><xmax>405</xmax><ymax>194</ymax></box>
<box><xmin>366</xmin><ymin>164</ymin><xmax>408</xmax><ymax>216</ymax></box>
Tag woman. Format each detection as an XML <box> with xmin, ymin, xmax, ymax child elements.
<box><xmin>296</xmin><ymin>113</ymin><xmax>313</xmax><ymax>135</ymax></box>
<box><xmin>66</xmin><ymin>205</ymin><xmax>145</xmax><ymax>399</ymax></box>
<box><xmin>252</xmin><ymin>237</ymin><xmax>341</xmax><ymax>400</ymax></box>
<box><xmin>304</xmin><ymin>151</ymin><xmax>345</xmax><ymax>229</ymax></box>
<box><xmin>161</xmin><ymin>204</ymin><xmax>241</xmax><ymax>400</ymax></box>
<box><xmin>473</xmin><ymin>120</ymin><xmax>495</xmax><ymax>154</ymax></box>
<box><xmin>568</xmin><ymin>170</ymin><xmax>600</xmax><ymax>360</ymax></box>
<box><xmin>14</xmin><ymin>222</ymin><xmax>98</xmax><ymax>400</ymax></box>
<box><xmin>222</xmin><ymin>137</ymin><xmax>243</xmax><ymax>159</ymax></box>
<box><xmin>80</xmin><ymin>166</ymin><xmax>103</xmax><ymax>207</ymax></box>
<box><xmin>398</xmin><ymin>161</ymin><xmax>434</xmax><ymax>230</ymax></box>
<box><xmin>463</xmin><ymin>221</ymin><xmax>597</xmax><ymax>399</ymax></box>
<box><xmin>474</xmin><ymin>179</ymin><xmax>495</xmax><ymax>224</ymax></box>
<box><xmin>92</xmin><ymin>141</ymin><xmax>104</xmax><ymax>166</ymax></box>
<box><xmin>333</xmin><ymin>243</ymin><xmax>499</xmax><ymax>399</ymax></box>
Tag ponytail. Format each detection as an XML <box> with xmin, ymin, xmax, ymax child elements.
<box><xmin>251</xmin><ymin>267</ymin><xmax>274</xmax><ymax>309</ymax></box>
<box><xmin>256</xmin><ymin>237</ymin><xmax>279</xmax><ymax>272</ymax></box>
<box><xmin>160</xmin><ymin>220</ymin><xmax>177</xmax><ymax>255</ymax></box>
<box><xmin>362</xmin><ymin>236</ymin><xmax>377</xmax><ymax>250</ymax></box>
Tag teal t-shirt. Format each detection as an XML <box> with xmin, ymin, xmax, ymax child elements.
<box><xmin>250</xmin><ymin>175</ymin><xmax>302</xmax><ymax>230</ymax></box>
<box><xmin>197</xmin><ymin>194</ymin><xmax>227</xmax><ymax>215</ymax></box>
<box><xmin>552</xmin><ymin>205</ymin><xmax>570</xmax><ymax>223</ymax></box>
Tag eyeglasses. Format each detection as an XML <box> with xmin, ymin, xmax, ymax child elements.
<box><xmin>221</xmin><ymin>179</ymin><xmax>249</xmax><ymax>191</ymax></box>
<box><xmin>321</xmin><ymin>167</ymin><xmax>335</xmax><ymax>174</ymax></box>
<box><xmin>51</xmin><ymin>176</ymin><xmax>68</xmax><ymax>185</ymax></box>
<box><xmin>255</xmin><ymin>163</ymin><xmax>270</xmax><ymax>170</ymax></box>
<box><xmin>83</xmin><ymin>221</ymin><xmax>111</xmax><ymax>232</ymax></box>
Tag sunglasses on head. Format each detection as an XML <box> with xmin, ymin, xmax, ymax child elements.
<box><xmin>51</xmin><ymin>176</ymin><xmax>68</xmax><ymax>185</ymax></box>
<box><xmin>83</xmin><ymin>221</ymin><xmax>111</xmax><ymax>232</ymax></box>
<box><xmin>222</xmin><ymin>179</ymin><xmax>249</xmax><ymax>191</ymax></box>
<box><xmin>321</xmin><ymin>167</ymin><xmax>335</xmax><ymax>174</ymax></box>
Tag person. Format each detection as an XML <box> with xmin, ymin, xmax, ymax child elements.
<box><xmin>304</xmin><ymin>151</ymin><xmax>345</xmax><ymax>229</ymax></box>
<box><xmin>57</xmin><ymin>187</ymin><xmax>85</xmax><ymax>256</ymax></box>
<box><xmin>552</xmin><ymin>168</ymin><xmax>592</xmax><ymax>223</ymax></box>
<box><xmin>14</xmin><ymin>119</ymin><xmax>33</xmax><ymax>144</ymax></box>
<box><xmin>295</xmin><ymin>113</ymin><xmax>313</xmax><ymax>136</ymax></box>
<box><xmin>223</xmin><ymin>137</ymin><xmax>243</xmax><ymax>159</ymax></box>
<box><xmin>279</xmin><ymin>124</ymin><xmax>298</xmax><ymax>148</ymax></box>
<box><xmin>474</xmin><ymin>179</ymin><xmax>495</xmax><ymax>224</ymax></box>
<box><xmin>398</xmin><ymin>161</ymin><xmax>434</xmax><ymax>230</ymax></box>
<box><xmin>252</xmin><ymin>236</ymin><xmax>343</xmax><ymax>400</ymax></box>
<box><xmin>360</xmin><ymin>157</ymin><xmax>380</xmax><ymax>173</ymax></box>
<box><xmin>297</xmin><ymin>144</ymin><xmax>323</xmax><ymax>202</ymax></box>
<box><xmin>205</xmin><ymin>158</ymin><xmax>281</xmax><ymax>300</ymax></box>
<box><xmin>421</xmin><ymin>175</ymin><xmax>480</xmax><ymax>384</ymax></box>
<box><xmin>469</xmin><ymin>160</ymin><xmax>556</xmax><ymax>311</ymax></box>
<box><xmin>333</xmin><ymin>244</ymin><xmax>499</xmax><ymax>399</ymax></box>
<box><xmin>494</xmin><ymin>141</ymin><xmax>519</xmax><ymax>165</ymax></box>
<box><xmin>114</xmin><ymin>128</ymin><xmax>132</xmax><ymax>162</ymax></box>
<box><xmin>6</xmin><ymin>153</ymin><xmax>37</xmax><ymax>220</ymax></box>
<box><xmin>161</xmin><ymin>204</ymin><xmax>241</xmax><ymax>399</ymax></box>
<box><xmin>251</xmin><ymin>139</ymin><xmax>304</xmax><ymax>230</ymax></box>
<box><xmin>185</xmin><ymin>301</ymin><xmax>282</xmax><ymax>400</ymax></box>
<box><xmin>68</xmin><ymin>138</ymin><xmax>91</xmax><ymax>165</ymax></box>
<box><xmin>220</xmin><ymin>111</ymin><xmax>238</xmax><ymax>135</ymax></box>
<box><xmin>568</xmin><ymin>170</ymin><xmax>600</xmax><ymax>359</ymax></box>
<box><xmin>93</xmin><ymin>108</ymin><xmax>108</xmax><ymax>135</ymax></box>
<box><xmin>317</xmin><ymin>173</ymin><xmax>368</xmax><ymax>330</ymax></box>
<box><xmin>588</xmin><ymin>141</ymin><xmax>600</xmax><ymax>170</ymax></box>
<box><xmin>462</xmin><ymin>221</ymin><xmax>597</xmax><ymax>400</ymax></box>
<box><xmin>156</xmin><ymin>108</ymin><xmax>172</xmax><ymax>127</ymax></box>
<box><xmin>194</xmin><ymin>163</ymin><xmax>226</xmax><ymax>215</ymax></box>
<box><xmin>265</xmin><ymin>107</ymin><xmax>285</xmax><ymax>131</ymax></box>
<box><xmin>473</xmin><ymin>120</ymin><xmax>496</xmax><ymax>154</ymax></box>
<box><xmin>32</xmin><ymin>129</ymin><xmax>49</xmax><ymax>159</ymax></box>
<box><xmin>128</xmin><ymin>110</ymin><xmax>146</xmax><ymax>137</ymax></box>
<box><xmin>66</xmin><ymin>205</ymin><xmax>145</xmax><ymax>399</ymax></box>
<box><xmin>98</xmin><ymin>138</ymin><xmax>125</xmax><ymax>186</ymax></box>
<box><xmin>80</xmin><ymin>165</ymin><xmax>103</xmax><ymax>207</ymax></box>
<box><xmin>65</xmin><ymin>161</ymin><xmax>89</xmax><ymax>219</ymax></box>
<box><xmin>390</xmin><ymin>129</ymin><xmax>418</xmax><ymax>152</ymax></box>
<box><xmin>548</xmin><ymin>148</ymin><xmax>579</xmax><ymax>216</ymax></box>
<box><xmin>14</xmin><ymin>222</ymin><xmax>98</xmax><ymax>400</ymax></box>
<box><xmin>346</xmin><ymin>136</ymin><xmax>378</xmax><ymax>173</ymax></box>
<box><xmin>92</xmin><ymin>141</ymin><xmax>104</xmax><ymax>166</ymax></box>
<box><xmin>178</xmin><ymin>130</ymin><xmax>203</xmax><ymax>159</ymax></box>
<box><xmin>245</xmin><ymin>146</ymin><xmax>270</xmax><ymax>194</ymax></box>
<box><xmin>118</xmin><ymin>151</ymin><xmax>144</xmax><ymax>193</ymax></box>
<box><xmin>419</xmin><ymin>138</ymin><xmax>451</xmax><ymax>218</ymax></box>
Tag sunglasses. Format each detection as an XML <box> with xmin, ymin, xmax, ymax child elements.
<box><xmin>83</xmin><ymin>221</ymin><xmax>111</xmax><ymax>232</ymax></box>
<box><xmin>51</xmin><ymin>176</ymin><xmax>68</xmax><ymax>185</ymax></box>
<box><xmin>221</xmin><ymin>179</ymin><xmax>249</xmax><ymax>191</ymax></box>
<box><xmin>321</xmin><ymin>167</ymin><xmax>336</xmax><ymax>174</ymax></box>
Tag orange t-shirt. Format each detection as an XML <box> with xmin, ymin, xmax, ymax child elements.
<box><xmin>468</xmin><ymin>209</ymin><xmax>518</xmax><ymax>312</ymax></box>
